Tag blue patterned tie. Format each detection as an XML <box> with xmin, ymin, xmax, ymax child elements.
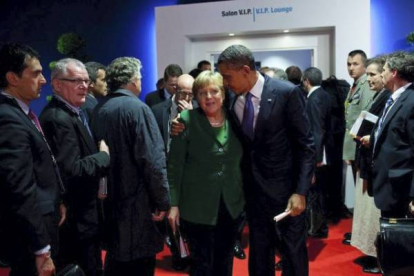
<box><xmin>374</xmin><ymin>96</ymin><xmax>394</xmax><ymax>142</ymax></box>
<box><xmin>242</xmin><ymin>92</ymin><xmax>254</xmax><ymax>139</ymax></box>
<box><xmin>79</xmin><ymin>109</ymin><xmax>93</xmax><ymax>138</ymax></box>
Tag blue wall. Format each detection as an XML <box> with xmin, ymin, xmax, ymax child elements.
<box><xmin>371</xmin><ymin>0</ymin><xmax>414</xmax><ymax>55</ymax></box>
<box><xmin>1</xmin><ymin>0</ymin><xmax>413</xmax><ymax>114</ymax></box>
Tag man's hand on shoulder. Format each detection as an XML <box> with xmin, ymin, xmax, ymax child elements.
<box><xmin>170</xmin><ymin>114</ymin><xmax>185</xmax><ymax>136</ymax></box>
<box><xmin>286</xmin><ymin>193</ymin><xmax>306</xmax><ymax>216</ymax></box>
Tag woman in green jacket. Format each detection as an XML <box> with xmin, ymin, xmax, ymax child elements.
<box><xmin>167</xmin><ymin>70</ymin><xmax>244</xmax><ymax>276</ymax></box>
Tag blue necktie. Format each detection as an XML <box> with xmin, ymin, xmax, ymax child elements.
<box><xmin>242</xmin><ymin>92</ymin><xmax>254</xmax><ymax>139</ymax></box>
<box><xmin>79</xmin><ymin>109</ymin><xmax>93</xmax><ymax>138</ymax></box>
<box><xmin>374</xmin><ymin>96</ymin><xmax>394</xmax><ymax>143</ymax></box>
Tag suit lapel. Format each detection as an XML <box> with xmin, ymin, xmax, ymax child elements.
<box><xmin>375</xmin><ymin>89</ymin><xmax>411</xmax><ymax>150</ymax></box>
<box><xmin>255</xmin><ymin>80</ymin><xmax>276</xmax><ymax>142</ymax></box>
<box><xmin>162</xmin><ymin>99</ymin><xmax>173</xmax><ymax>142</ymax></box>
<box><xmin>52</xmin><ymin>97</ymin><xmax>96</xmax><ymax>153</ymax></box>
<box><xmin>196</xmin><ymin>108</ymin><xmax>228</xmax><ymax>147</ymax></box>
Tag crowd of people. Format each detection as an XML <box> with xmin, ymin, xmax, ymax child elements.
<box><xmin>0</xmin><ymin>41</ymin><xmax>414</xmax><ymax>276</ymax></box>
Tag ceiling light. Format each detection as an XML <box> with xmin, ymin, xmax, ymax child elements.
<box><xmin>283</xmin><ymin>30</ymin><xmax>290</xmax><ymax>33</ymax></box>
<box><xmin>229</xmin><ymin>33</ymin><xmax>235</xmax><ymax>36</ymax></box>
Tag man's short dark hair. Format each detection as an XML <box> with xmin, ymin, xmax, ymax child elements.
<box><xmin>348</xmin><ymin>50</ymin><xmax>367</xmax><ymax>67</ymax></box>
<box><xmin>303</xmin><ymin>67</ymin><xmax>323</xmax><ymax>86</ymax></box>
<box><xmin>197</xmin><ymin>60</ymin><xmax>211</xmax><ymax>70</ymax></box>
<box><xmin>386</xmin><ymin>52</ymin><xmax>414</xmax><ymax>82</ymax></box>
<box><xmin>85</xmin><ymin>62</ymin><xmax>106</xmax><ymax>83</ymax></box>
<box><xmin>366</xmin><ymin>56</ymin><xmax>387</xmax><ymax>73</ymax></box>
<box><xmin>217</xmin><ymin>45</ymin><xmax>256</xmax><ymax>71</ymax></box>
<box><xmin>285</xmin><ymin>66</ymin><xmax>302</xmax><ymax>85</ymax></box>
<box><xmin>0</xmin><ymin>42</ymin><xmax>40</xmax><ymax>88</ymax></box>
<box><xmin>189</xmin><ymin>68</ymin><xmax>202</xmax><ymax>79</ymax></box>
<box><xmin>164</xmin><ymin>64</ymin><xmax>183</xmax><ymax>82</ymax></box>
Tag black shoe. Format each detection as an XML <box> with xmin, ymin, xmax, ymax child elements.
<box><xmin>172</xmin><ymin>257</ymin><xmax>190</xmax><ymax>271</ymax></box>
<box><xmin>354</xmin><ymin>255</ymin><xmax>377</xmax><ymax>267</ymax></box>
<box><xmin>234</xmin><ymin>242</ymin><xmax>246</xmax><ymax>259</ymax></box>
<box><xmin>275</xmin><ymin>260</ymin><xmax>283</xmax><ymax>271</ymax></box>
<box><xmin>342</xmin><ymin>238</ymin><xmax>351</xmax><ymax>245</ymax></box>
<box><xmin>362</xmin><ymin>265</ymin><xmax>381</xmax><ymax>274</ymax></box>
<box><xmin>343</xmin><ymin>232</ymin><xmax>352</xmax><ymax>240</ymax></box>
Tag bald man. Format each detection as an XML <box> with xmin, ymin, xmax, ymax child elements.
<box><xmin>151</xmin><ymin>74</ymin><xmax>197</xmax><ymax>154</ymax></box>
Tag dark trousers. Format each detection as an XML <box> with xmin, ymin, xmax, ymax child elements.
<box><xmin>310</xmin><ymin>166</ymin><xmax>329</xmax><ymax>234</ymax></box>
<box><xmin>181</xmin><ymin>200</ymin><xmax>241</xmax><ymax>276</ymax></box>
<box><xmin>9</xmin><ymin>211</ymin><xmax>59</xmax><ymax>276</ymax></box>
<box><xmin>57</xmin><ymin>221</ymin><xmax>101</xmax><ymax>276</ymax></box>
<box><xmin>326</xmin><ymin>133</ymin><xmax>345</xmax><ymax>217</ymax></box>
<box><xmin>104</xmin><ymin>255</ymin><xmax>156</xmax><ymax>276</ymax></box>
<box><xmin>247</xmin><ymin>196</ymin><xmax>308</xmax><ymax>276</ymax></box>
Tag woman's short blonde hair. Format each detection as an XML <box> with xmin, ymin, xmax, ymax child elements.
<box><xmin>193</xmin><ymin>70</ymin><xmax>225</xmax><ymax>98</ymax></box>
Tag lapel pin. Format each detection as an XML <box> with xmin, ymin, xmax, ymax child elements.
<box><xmin>267</xmin><ymin>99</ymin><xmax>272</xmax><ymax>103</ymax></box>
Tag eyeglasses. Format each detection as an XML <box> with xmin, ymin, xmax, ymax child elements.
<box><xmin>198</xmin><ymin>90</ymin><xmax>221</xmax><ymax>99</ymax></box>
<box><xmin>58</xmin><ymin>78</ymin><xmax>91</xmax><ymax>86</ymax></box>
<box><xmin>177</xmin><ymin>90</ymin><xmax>194</xmax><ymax>99</ymax></box>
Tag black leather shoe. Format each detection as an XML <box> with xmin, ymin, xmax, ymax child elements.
<box><xmin>275</xmin><ymin>260</ymin><xmax>283</xmax><ymax>271</ymax></box>
<box><xmin>234</xmin><ymin>242</ymin><xmax>246</xmax><ymax>259</ymax></box>
<box><xmin>344</xmin><ymin>232</ymin><xmax>352</xmax><ymax>240</ymax></box>
<box><xmin>362</xmin><ymin>265</ymin><xmax>381</xmax><ymax>274</ymax></box>
<box><xmin>342</xmin><ymin>238</ymin><xmax>351</xmax><ymax>245</ymax></box>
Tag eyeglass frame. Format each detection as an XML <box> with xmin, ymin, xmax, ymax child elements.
<box><xmin>176</xmin><ymin>90</ymin><xmax>194</xmax><ymax>99</ymax></box>
<box><xmin>57</xmin><ymin>78</ymin><xmax>91</xmax><ymax>86</ymax></box>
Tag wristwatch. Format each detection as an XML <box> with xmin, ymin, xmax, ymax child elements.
<box><xmin>35</xmin><ymin>251</ymin><xmax>51</xmax><ymax>259</ymax></box>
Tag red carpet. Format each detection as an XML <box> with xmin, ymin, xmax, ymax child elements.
<box><xmin>0</xmin><ymin>219</ymin><xmax>369</xmax><ymax>276</ymax></box>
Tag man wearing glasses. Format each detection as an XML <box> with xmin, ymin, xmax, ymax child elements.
<box><xmin>39</xmin><ymin>58</ymin><xmax>110</xmax><ymax>276</ymax></box>
<box><xmin>152</xmin><ymin>74</ymin><xmax>197</xmax><ymax>155</ymax></box>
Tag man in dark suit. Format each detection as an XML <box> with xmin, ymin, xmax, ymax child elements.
<box><xmin>40</xmin><ymin>58</ymin><xmax>110</xmax><ymax>276</ymax></box>
<box><xmin>371</xmin><ymin>52</ymin><xmax>414</xmax><ymax>218</ymax></box>
<box><xmin>145</xmin><ymin>64</ymin><xmax>182</xmax><ymax>107</ymax></box>
<box><xmin>82</xmin><ymin>62</ymin><xmax>107</xmax><ymax>120</ymax></box>
<box><xmin>302</xmin><ymin>67</ymin><xmax>333</xmax><ymax>238</ymax></box>
<box><xmin>152</xmin><ymin>73</ymin><xmax>196</xmax><ymax>154</ymax></box>
<box><xmin>218</xmin><ymin>45</ymin><xmax>315</xmax><ymax>276</ymax></box>
<box><xmin>0</xmin><ymin>43</ymin><xmax>63</xmax><ymax>276</ymax></box>
<box><xmin>91</xmin><ymin>57</ymin><xmax>170</xmax><ymax>276</ymax></box>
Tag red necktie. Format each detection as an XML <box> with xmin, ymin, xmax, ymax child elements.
<box><xmin>28</xmin><ymin>109</ymin><xmax>44</xmax><ymax>135</ymax></box>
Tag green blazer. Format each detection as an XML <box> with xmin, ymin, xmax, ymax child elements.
<box><xmin>343</xmin><ymin>74</ymin><xmax>375</xmax><ymax>160</ymax></box>
<box><xmin>168</xmin><ymin>108</ymin><xmax>245</xmax><ymax>226</ymax></box>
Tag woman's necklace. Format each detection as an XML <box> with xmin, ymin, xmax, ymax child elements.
<box><xmin>208</xmin><ymin>112</ymin><xmax>225</xmax><ymax>127</ymax></box>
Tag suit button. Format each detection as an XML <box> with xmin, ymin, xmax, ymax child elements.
<box><xmin>218</xmin><ymin>148</ymin><xmax>223</xmax><ymax>152</ymax></box>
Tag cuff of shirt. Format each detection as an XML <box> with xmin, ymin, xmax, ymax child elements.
<box><xmin>34</xmin><ymin>245</ymin><xmax>51</xmax><ymax>255</ymax></box>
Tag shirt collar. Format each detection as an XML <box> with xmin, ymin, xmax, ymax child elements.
<box><xmin>163</xmin><ymin>88</ymin><xmax>172</xmax><ymax>100</ymax></box>
<box><xmin>249</xmin><ymin>72</ymin><xmax>264</xmax><ymax>99</ymax></box>
<box><xmin>392</xmin><ymin>82</ymin><xmax>412</xmax><ymax>101</ymax></box>
<box><xmin>307</xmin><ymin>86</ymin><xmax>320</xmax><ymax>98</ymax></box>
<box><xmin>54</xmin><ymin>94</ymin><xmax>80</xmax><ymax>115</ymax></box>
<box><xmin>1</xmin><ymin>90</ymin><xmax>30</xmax><ymax>115</ymax></box>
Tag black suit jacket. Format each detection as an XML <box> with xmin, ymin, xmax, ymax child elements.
<box><xmin>145</xmin><ymin>89</ymin><xmax>168</xmax><ymax>107</ymax></box>
<box><xmin>371</xmin><ymin>85</ymin><xmax>414</xmax><ymax>212</ymax></box>
<box><xmin>81</xmin><ymin>93</ymin><xmax>98</xmax><ymax>122</ymax></box>
<box><xmin>229</xmin><ymin>75</ymin><xmax>315</xmax><ymax>210</ymax></box>
<box><xmin>151</xmin><ymin>98</ymin><xmax>198</xmax><ymax>152</ymax></box>
<box><xmin>0</xmin><ymin>94</ymin><xmax>60</xmax><ymax>259</ymax></box>
<box><xmin>306</xmin><ymin>87</ymin><xmax>333</xmax><ymax>163</ymax></box>
<box><xmin>40</xmin><ymin>96</ymin><xmax>109</xmax><ymax>238</ymax></box>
